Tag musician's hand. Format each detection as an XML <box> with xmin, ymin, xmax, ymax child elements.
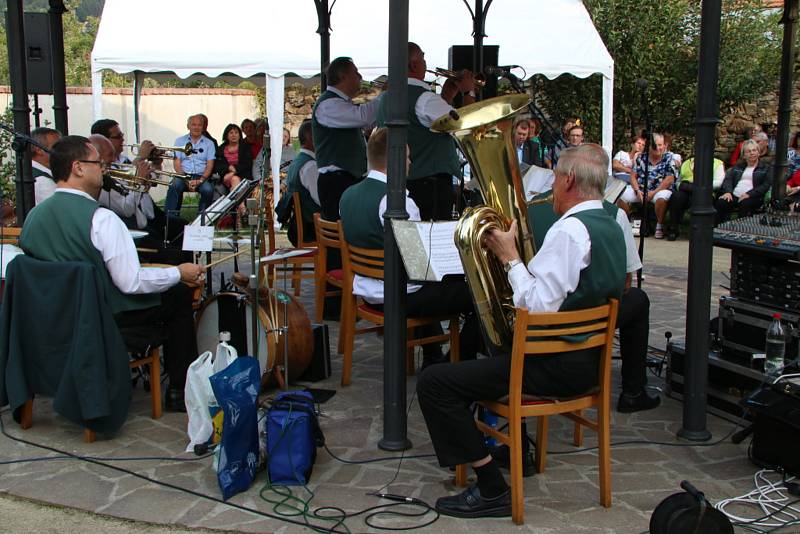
<box><xmin>457</xmin><ymin>70</ymin><xmax>475</xmax><ymax>93</ymax></box>
<box><xmin>137</xmin><ymin>140</ymin><xmax>156</xmax><ymax>161</ymax></box>
<box><xmin>228</xmin><ymin>165</ymin><xmax>236</xmax><ymax>173</ymax></box>
<box><xmin>178</xmin><ymin>263</ymin><xmax>205</xmax><ymax>287</ymax></box>
<box><xmin>440</xmin><ymin>79</ymin><xmax>459</xmax><ymax>105</ymax></box>
<box><xmin>719</xmin><ymin>192</ymin><xmax>733</xmax><ymax>202</ymax></box>
<box><xmin>134</xmin><ymin>160</ymin><xmax>152</xmax><ymax>178</ymax></box>
<box><xmin>484</xmin><ymin>220</ymin><xmax>520</xmax><ymax>264</ymax></box>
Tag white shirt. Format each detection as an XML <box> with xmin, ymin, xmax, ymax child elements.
<box><xmin>55</xmin><ymin>189</ymin><xmax>179</xmax><ymax>294</ymax></box>
<box><xmin>315</xmin><ymin>86</ymin><xmax>379</xmax><ymax>174</ymax></box>
<box><xmin>613</xmin><ymin>150</ymin><xmax>632</xmax><ymax>167</ymax></box>
<box><xmin>297</xmin><ymin>148</ymin><xmax>320</xmax><ymax>205</ymax></box>
<box><xmin>409</xmin><ymin>77</ymin><xmax>454</xmax><ymax>128</ymax></box>
<box><xmin>615</xmin><ymin>206</ymin><xmax>642</xmax><ymax>273</ymax></box>
<box><xmin>32</xmin><ymin>161</ymin><xmax>56</xmax><ymax>205</ymax></box>
<box><xmin>509</xmin><ymin>200</ymin><xmax>608</xmax><ymax>312</ymax></box>
<box><xmin>347</xmin><ymin>170</ymin><xmax>422</xmax><ymax>304</ymax></box>
<box><xmin>733</xmin><ymin>166</ymin><xmax>755</xmax><ymax>198</ymax></box>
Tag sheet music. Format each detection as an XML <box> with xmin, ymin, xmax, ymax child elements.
<box><xmin>415</xmin><ymin>221</ymin><xmax>464</xmax><ymax>279</ymax></box>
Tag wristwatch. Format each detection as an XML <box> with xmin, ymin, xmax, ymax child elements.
<box><xmin>504</xmin><ymin>258</ymin><xmax>522</xmax><ymax>273</ymax></box>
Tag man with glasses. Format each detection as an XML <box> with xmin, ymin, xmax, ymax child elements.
<box><xmin>20</xmin><ymin>135</ymin><xmax>204</xmax><ymax>411</ymax></box>
<box><xmin>31</xmin><ymin>127</ymin><xmax>62</xmax><ymax>205</ymax></box>
<box><xmin>91</xmin><ymin>119</ymin><xmax>130</xmax><ymax>164</ymax></box>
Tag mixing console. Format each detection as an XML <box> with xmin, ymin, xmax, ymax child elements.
<box><xmin>713</xmin><ymin>213</ymin><xmax>800</xmax><ymax>259</ymax></box>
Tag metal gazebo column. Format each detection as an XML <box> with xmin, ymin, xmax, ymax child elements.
<box><xmin>771</xmin><ymin>0</ymin><xmax>798</xmax><ymax>202</ymax></box>
<box><xmin>314</xmin><ymin>0</ymin><xmax>333</xmax><ymax>90</ymax></box>
<box><xmin>379</xmin><ymin>0</ymin><xmax>411</xmax><ymax>452</ymax></box>
<box><xmin>678</xmin><ymin>0</ymin><xmax>722</xmax><ymax>442</ymax></box>
<box><xmin>6</xmin><ymin>0</ymin><xmax>34</xmax><ymax>223</ymax></box>
<box><xmin>464</xmin><ymin>0</ymin><xmax>492</xmax><ymax>100</ymax></box>
<box><xmin>48</xmin><ymin>0</ymin><xmax>69</xmax><ymax>134</ymax></box>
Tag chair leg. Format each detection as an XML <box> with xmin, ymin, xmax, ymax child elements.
<box><xmin>341</xmin><ymin>299</ymin><xmax>356</xmax><ymax>386</ymax></box>
<box><xmin>406</xmin><ymin>347</ymin><xmax>415</xmax><ymax>376</ymax></box>
<box><xmin>150</xmin><ymin>347</ymin><xmax>163</xmax><ymax>420</ymax></box>
<box><xmin>573</xmin><ymin>409</ymin><xmax>584</xmax><ymax>447</ymax></box>
<box><xmin>19</xmin><ymin>399</ymin><xmax>33</xmax><ymax>429</ymax></box>
<box><xmin>509</xmin><ymin>414</ymin><xmax>525</xmax><ymax>525</ymax></box>
<box><xmin>535</xmin><ymin>416</ymin><xmax>549</xmax><ymax>474</ymax></box>
<box><xmin>84</xmin><ymin>428</ymin><xmax>96</xmax><ymax>443</ymax></box>
<box><xmin>454</xmin><ymin>464</ymin><xmax>469</xmax><ymax>487</ymax></box>
<box><xmin>449</xmin><ymin>318</ymin><xmax>459</xmax><ymax>362</ymax></box>
<box><xmin>598</xmin><ymin>400</ymin><xmax>612</xmax><ymax>507</ymax></box>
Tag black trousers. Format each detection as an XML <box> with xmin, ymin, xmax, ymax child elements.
<box><xmin>668</xmin><ymin>187</ymin><xmax>692</xmax><ymax>234</ymax></box>
<box><xmin>114</xmin><ymin>283</ymin><xmax>198</xmax><ymax>390</ymax></box>
<box><xmin>407</xmin><ymin>174</ymin><xmax>455</xmax><ymax>221</ymax></box>
<box><xmin>317</xmin><ymin>170</ymin><xmax>361</xmax><ymax>222</ymax></box>
<box><xmin>714</xmin><ymin>194</ymin><xmax>763</xmax><ymax>224</ymax></box>
<box><xmin>618</xmin><ymin>287</ymin><xmax>650</xmax><ymax>394</ymax></box>
<box><xmin>417</xmin><ymin>347</ymin><xmax>600</xmax><ymax>467</ymax></box>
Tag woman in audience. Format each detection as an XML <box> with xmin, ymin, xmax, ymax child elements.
<box><xmin>241</xmin><ymin>118</ymin><xmax>262</xmax><ymax>159</ymax></box>
<box><xmin>715</xmin><ymin>139</ymin><xmax>771</xmax><ymax>224</ymax></box>
<box><xmin>215</xmin><ymin>123</ymin><xmax>253</xmax><ymax>198</ymax></box>
<box><xmin>612</xmin><ymin>135</ymin><xmax>645</xmax><ymax>184</ymax></box>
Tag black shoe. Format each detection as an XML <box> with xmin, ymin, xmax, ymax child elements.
<box><xmin>492</xmin><ymin>444</ymin><xmax>536</xmax><ymax>477</ymax></box>
<box><xmin>165</xmin><ymin>388</ymin><xmax>186</xmax><ymax>412</ymax></box>
<box><xmin>617</xmin><ymin>390</ymin><xmax>661</xmax><ymax>413</ymax></box>
<box><xmin>435</xmin><ymin>483</ymin><xmax>511</xmax><ymax>518</ymax></box>
<box><xmin>667</xmin><ymin>231</ymin><xmax>678</xmax><ymax>241</ymax></box>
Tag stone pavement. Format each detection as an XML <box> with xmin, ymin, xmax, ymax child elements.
<box><xmin>0</xmin><ymin>237</ymin><xmax>767</xmax><ymax>534</ymax></box>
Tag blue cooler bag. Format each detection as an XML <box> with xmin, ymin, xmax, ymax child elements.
<box><xmin>209</xmin><ymin>356</ymin><xmax>260</xmax><ymax>500</ymax></box>
<box><xmin>267</xmin><ymin>391</ymin><xmax>324</xmax><ymax>485</ymax></box>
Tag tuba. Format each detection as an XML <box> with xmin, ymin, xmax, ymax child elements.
<box><xmin>431</xmin><ymin>94</ymin><xmax>533</xmax><ymax>355</ymax></box>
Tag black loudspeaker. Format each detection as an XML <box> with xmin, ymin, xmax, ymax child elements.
<box><xmin>23</xmin><ymin>13</ymin><xmax>53</xmax><ymax>94</ymax></box>
<box><xmin>299</xmin><ymin>324</ymin><xmax>331</xmax><ymax>382</ymax></box>
<box><xmin>448</xmin><ymin>45</ymin><xmax>499</xmax><ymax>99</ymax></box>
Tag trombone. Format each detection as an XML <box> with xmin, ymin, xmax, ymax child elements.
<box><xmin>125</xmin><ymin>142</ymin><xmax>197</xmax><ymax>160</ymax></box>
<box><xmin>427</xmin><ymin>67</ymin><xmax>486</xmax><ymax>88</ymax></box>
<box><xmin>106</xmin><ymin>164</ymin><xmax>191</xmax><ymax>192</ymax></box>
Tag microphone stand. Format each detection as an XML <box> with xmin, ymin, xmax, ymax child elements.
<box><xmin>501</xmin><ymin>74</ymin><xmax>567</xmax><ymax>154</ymax></box>
<box><xmin>250</xmin><ymin>129</ymin><xmax>271</xmax><ymax>361</ymax></box>
<box><xmin>636</xmin><ymin>82</ymin><xmax>653</xmax><ymax>289</ymax></box>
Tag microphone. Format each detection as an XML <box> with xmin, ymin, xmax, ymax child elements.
<box><xmin>636</xmin><ymin>78</ymin><xmax>648</xmax><ymax>90</ymax></box>
<box><xmin>102</xmin><ymin>174</ymin><xmax>129</xmax><ymax>197</ymax></box>
<box><xmin>484</xmin><ymin>65</ymin><xmax>521</xmax><ymax>77</ymax></box>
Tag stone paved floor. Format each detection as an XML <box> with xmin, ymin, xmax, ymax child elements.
<box><xmin>0</xmin><ymin>238</ymin><xmax>767</xmax><ymax>533</ymax></box>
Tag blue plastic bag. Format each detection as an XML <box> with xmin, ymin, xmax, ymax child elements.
<box><xmin>209</xmin><ymin>356</ymin><xmax>260</xmax><ymax>501</ymax></box>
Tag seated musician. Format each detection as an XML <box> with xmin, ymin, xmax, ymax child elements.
<box><xmin>278</xmin><ymin>119</ymin><xmax>319</xmax><ymax>246</ymax></box>
<box><xmin>417</xmin><ymin>145</ymin><xmax>626</xmax><ymax>518</ymax></box>
<box><xmin>339</xmin><ymin>127</ymin><xmax>482</xmax><ymax>368</ymax></box>
<box><xmin>91</xmin><ymin>135</ymin><xmax>188</xmax><ymax>264</ymax></box>
<box><xmin>31</xmin><ymin>127</ymin><xmax>62</xmax><ymax>205</ymax></box>
<box><xmin>19</xmin><ymin>135</ymin><xmax>204</xmax><ymax>412</ymax></box>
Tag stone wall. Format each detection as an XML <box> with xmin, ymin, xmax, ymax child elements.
<box><xmin>283</xmin><ymin>83</ymin><xmax>381</xmax><ymax>135</ymax></box>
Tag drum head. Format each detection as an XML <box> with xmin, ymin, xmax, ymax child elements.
<box><xmin>195</xmin><ymin>292</ymin><xmax>276</xmax><ymax>375</ymax></box>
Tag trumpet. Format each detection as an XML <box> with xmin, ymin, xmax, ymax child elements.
<box><xmin>427</xmin><ymin>67</ymin><xmax>486</xmax><ymax>88</ymax></box>
<box><xmin>126</xmin><ymin>142</ymin><xmax>199</xmax><ymax>161</ymax></box>
<box><xmin>105</xmin><ymin>166</ymin><xmax>190</xmax><ymax>192</ymax></box>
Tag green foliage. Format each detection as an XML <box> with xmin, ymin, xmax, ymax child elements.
<box><xmin>534</xmin><ymin>0</ymin><xmax>783</xmax><ymax>150</ymax></box>
<box><xmin>0</xmin><ymin>107</ymin><xmax>18</xmax><ymax>203</ymax></box>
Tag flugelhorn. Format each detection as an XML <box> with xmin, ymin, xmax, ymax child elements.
<box><xmin>105</xmin><ymin>165</ymin><xmax>190</xmax><ymax>192</ymax></box>
<box><xmin>126</xmin><ymin>142</ymin><xmax>198</xmax><ymax>160</ymax></box>
<box><xmin>427</xmin><ymin>67</ymin><xmax>486</xmax><ymax>88</ymax></box>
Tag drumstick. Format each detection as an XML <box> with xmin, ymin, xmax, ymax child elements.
<box><xmin>202</xmin><ymin>247</ymin><xmax>251</xmax><ymax>270</ymax></box>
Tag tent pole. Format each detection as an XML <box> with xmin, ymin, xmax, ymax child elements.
<box><xmin>772</xmin><ymin>0</ymin><xmax>798</xmax><ymax>202</ymax></box>
<box><xmin>48</xmin><ymin>0</ymin><xmax>68</xmax><ymax>134</ymax></box>
<box><xmin>6</xmin><ymin>0</ymin><xmax>34</xmax><ymax>223</ymax></box>
<box><xmin>315</xmin><ymin>0</ymin><xmax>331</xmax><ymax>90</ymax></box>
<box><xmin>379</xmin><ymin>0</ymin><xmax>411</xmax><ymax>452</ymax></box>
<box><xmin>133</xmin><ymin>71</ymin><xmax>142</xmax><ymax>144</ymax></box>
<box><xmin>678</xmin><ymin>0</ymin><xmax>721</xmax><ymax>443</ymax></box>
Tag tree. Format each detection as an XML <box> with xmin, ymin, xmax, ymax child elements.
<box><xmin>533</xmin><ymin>0</ymin><xmax>782</xmax><ymax>151</ymax></box>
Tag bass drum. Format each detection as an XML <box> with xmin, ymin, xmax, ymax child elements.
<box><xmin>195</xmin><ymin>291</ymin><xmax>313</xmax><ymax>387</ymax></box>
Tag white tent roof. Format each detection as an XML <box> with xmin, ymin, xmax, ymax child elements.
<box><xmin>91</xmin><ymin>0</ymin><xmax>613</xmax><ymax>82</ymax></box>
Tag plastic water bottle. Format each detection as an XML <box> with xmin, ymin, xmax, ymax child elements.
<box><xmin>765</xmin><ymin>313</ymin><xmax>786</xmax><ymax>377</ymax></box>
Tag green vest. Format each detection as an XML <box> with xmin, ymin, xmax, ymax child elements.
<box><xmin>527</xmin><ymin>192</ymin><xmax>620</xmax><ymax>251</ymax></box>
<box><xmin>376</xmin><ymin>84</ymin><xmax>460</xmax><ymax>180</ymax></box>
<box><xmin>558</xmin><ymin>209</ymin><xmax>626</xmax><ymax>311</ymax></box>
<box><xmin>311</xmin><ymin>90</ymin><xmax>367</xmax><ymax>179</ymax></box>
<box><xmin>285</xmin><ymin>151</ymin><xmax>320</xmax><ymax>226</ymax></box>
<box><xmin>339</xmin><ymin>177</ymin><xmax>386</xmax><ymax>249</ymax></box>
<box><xmin>20</xmin><ymin>191</ymin><xmax>160</xmax><ymax>315</ymax></box>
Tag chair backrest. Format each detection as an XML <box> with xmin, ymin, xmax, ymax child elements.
<box><xmin>340</xmin><ymin>237</ymin><xmax>385</xmax><ymax>287</ymax></box>
<box><xmin>292</xmin><ymin>192</ymin><xmax>318</xmax><ymax>247</ymax></box>
<box><xmin>314</xmin><ymin>214</ymin><xmax>341</xmax><ymax>271</ymax></box>
<box><xmin>0</xmin><ymin>226</ymin><xmax>21</xmax><ymax>245</ymax></box>
<box><xmin>511</xmin><ymin>299</ymin><xmax>619</xmax><ymax>393</ymax></box>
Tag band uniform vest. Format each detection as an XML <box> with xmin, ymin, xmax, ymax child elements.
<box><xmin>339</xmin><ymin>177</ymin><xmax>387</xmax><ymax>249</ymax></box>
<box><xmin>312</xmin><ymin>90</ymin><xmax>367</xmax><ymax>179</ymax></box>
<box><xmin>285</xmin><ymin>151</ymin><xmax>320</xmax><ymax>226</ymax></box>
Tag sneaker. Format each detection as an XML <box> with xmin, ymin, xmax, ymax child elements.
<box><xmin>654</xmin><ymin>227</ymin><xmax>664</xmax><ymax>239</ymax></box>
<box><xmin>617</xmin><ymin>390</ymin><xmax>661</xmax><ymax>413</ymax></box>
<box><xmin>435</xmin><ymin>484</ymin><xmax>512</xmax><ymax>518</ymax></box>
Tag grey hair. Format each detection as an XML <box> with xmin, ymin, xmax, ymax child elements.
<box><xmin>752</xmin><ymin>131</ymin><xmax>768</xmax><ymax>142</ymax></box>
<box><xmin>741</xmin><ymin>139</ymin><xmax>760</xmax><ymax>155</ymax></box>
<box><xmin>556</xmin><ymin>145</ymin><xmax>608</xmax><ymax>198</ymax></box>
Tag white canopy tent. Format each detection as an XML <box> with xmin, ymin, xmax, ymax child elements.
<box><xmin>91</xmin><ymin>0</ymin><xmax>614</xmax><ymax>205</ymax></box>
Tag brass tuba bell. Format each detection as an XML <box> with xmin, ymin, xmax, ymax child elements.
<box><xmin>431</xmin><ymin>94</ymin><xmax>532</xmax><ymax>355</ymax></box>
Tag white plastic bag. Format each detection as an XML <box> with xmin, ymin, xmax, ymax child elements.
<box><xmin>185</xmin><ymin>339</ymin><xmax>237</xmax><ymax>452</ymax></box>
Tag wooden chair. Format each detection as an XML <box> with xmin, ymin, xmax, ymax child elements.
<box><xmin>455</xmin><ymin>299</ymin><xmax>619</xmax><ymax>524</ymax></box>
<box><xmin>339</xmin><ymin>235</ymin><xmax>461</xmax><ymax>386</ymax></box>
<box><xmin>313</xmin><ymin>214</ymin><xmax>344</xmax><ymax>328</ymax></box>
<box><xmin>0</xmin><ymin>226</ymin><xmax>21</xmax><ymax>244</ymax></box>
<box><xmin>260</xmin><ymin>193</ymin><xmax>316</xmax><ymax>295</ymax></box>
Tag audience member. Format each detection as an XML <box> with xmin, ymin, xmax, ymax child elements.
<box><xmin>715</xmin><ymin>139</ymin><xmax>771</xmax><ymax>224</ymax></box>
<box><xmin>612</xmin><ymin>135</ymin><xmax>644</xmax><ymax>184</ymax></box>
<box><xmin>164</xmin><ymin>114</ymin><xmax>216</xmax><ymax>216</ymax></box>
